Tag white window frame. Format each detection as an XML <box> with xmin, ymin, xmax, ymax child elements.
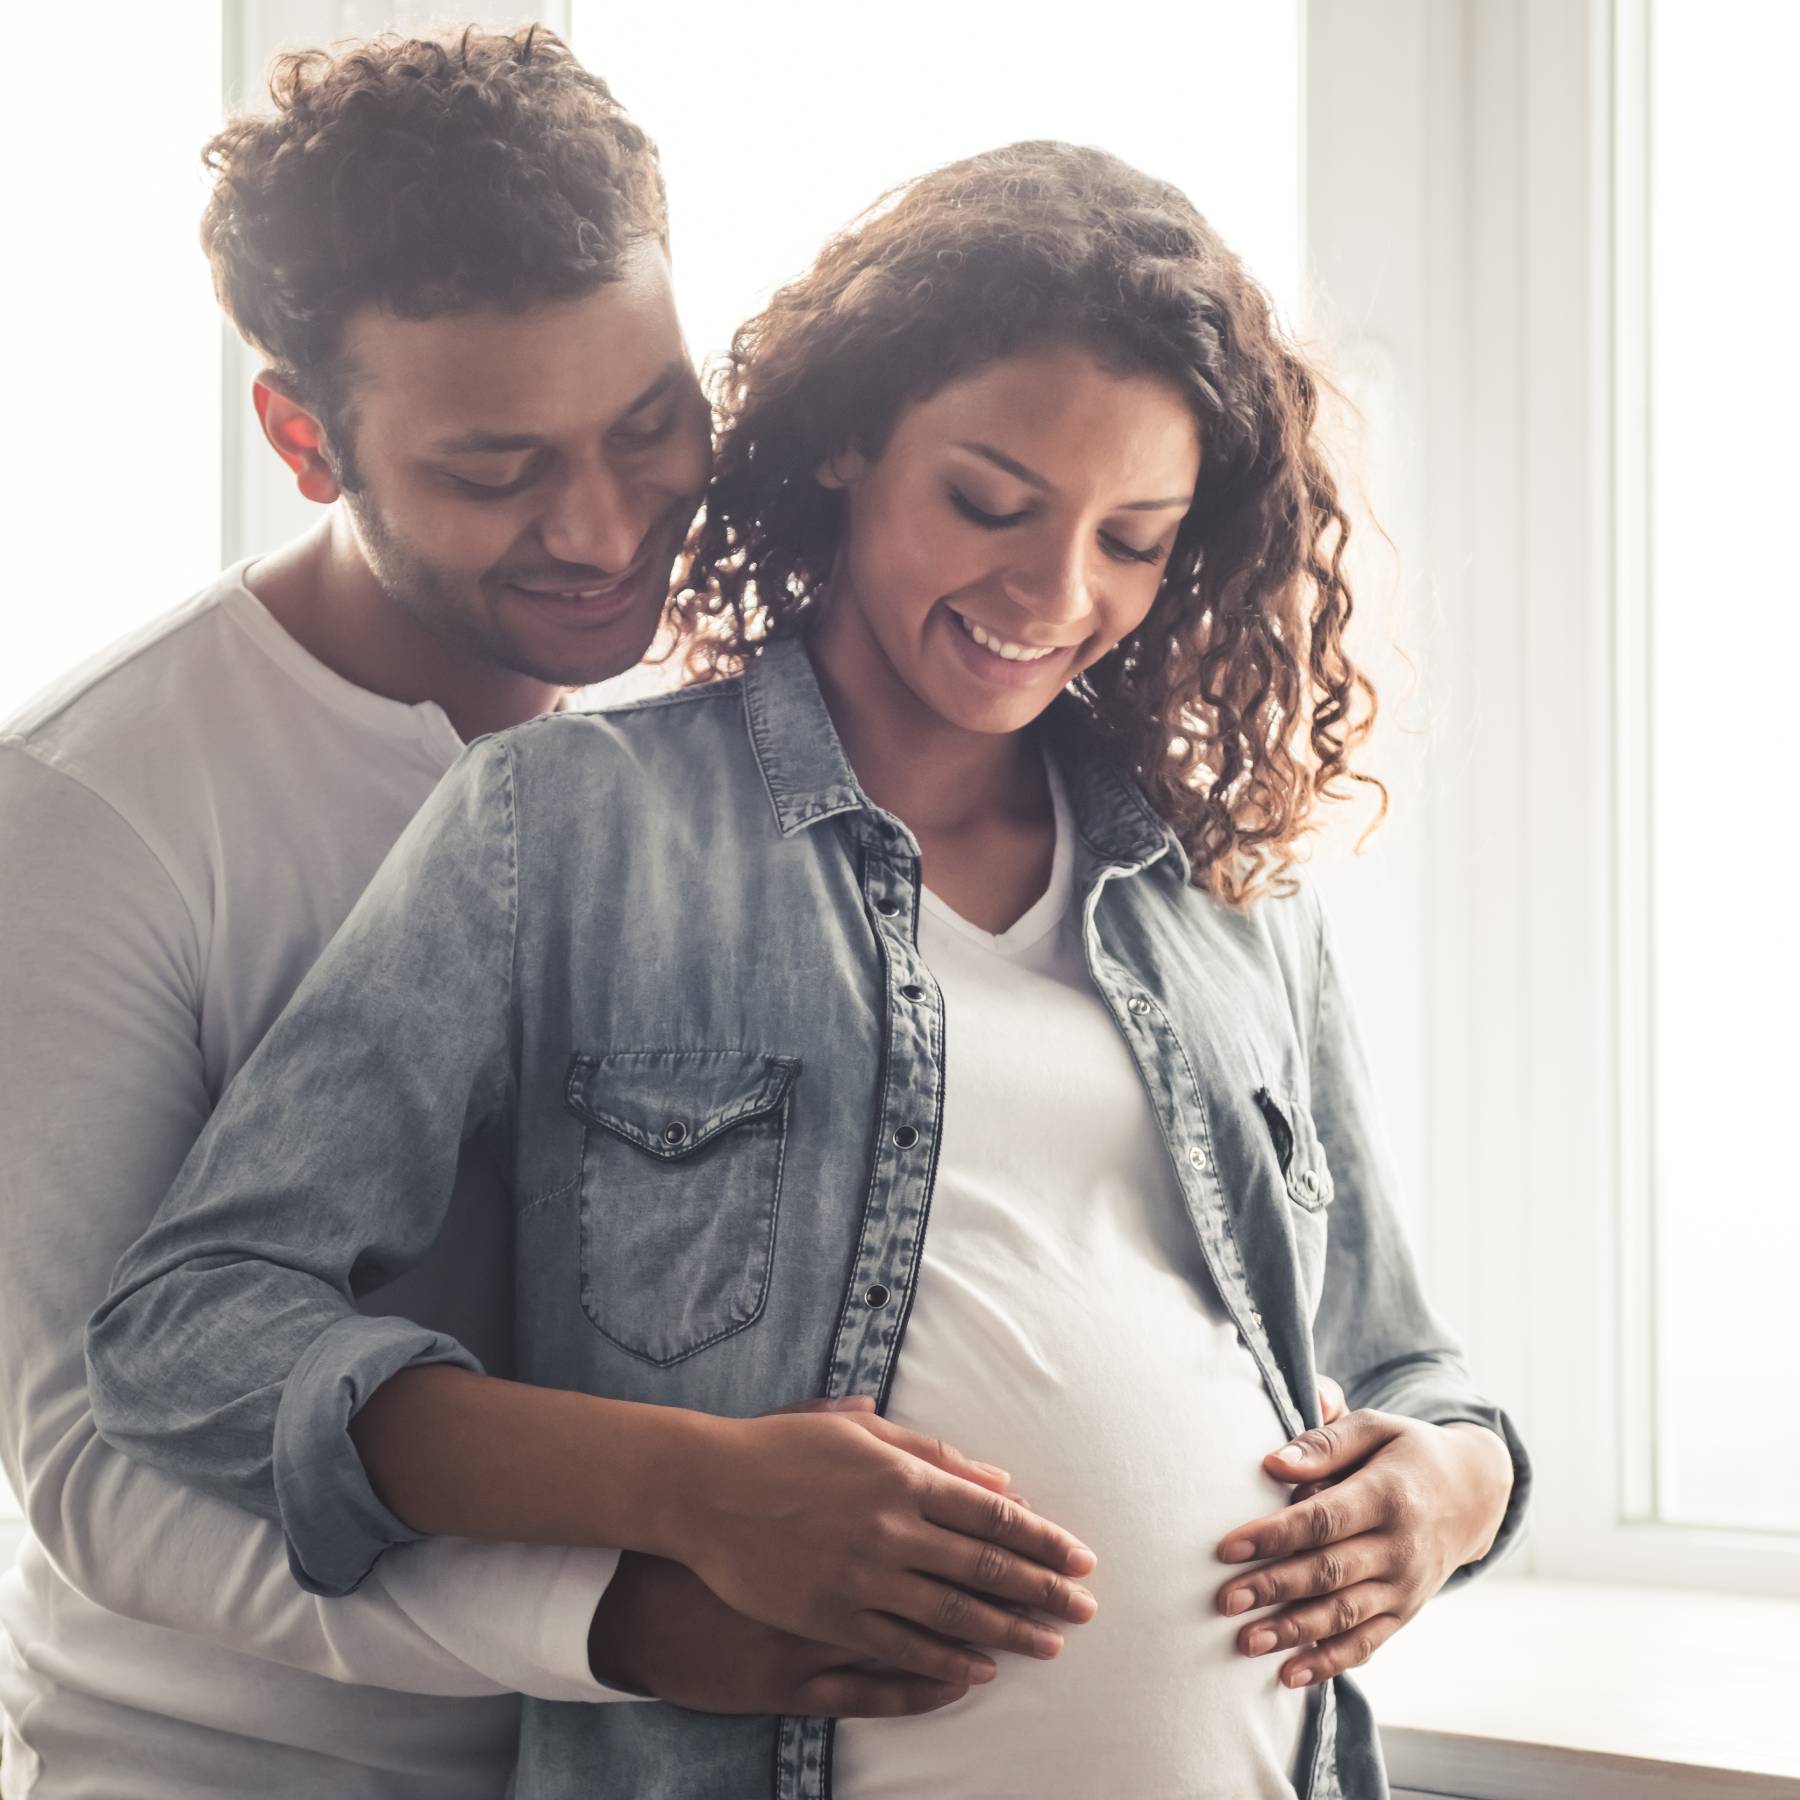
<box><xmin>1303</xmin><ymin>0</ymin><xmax>1798</xmax><ymax>1600</ymax></box>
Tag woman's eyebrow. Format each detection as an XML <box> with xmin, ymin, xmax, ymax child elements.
<box><xmin>952</xmin><ymin>440</ymin><xmax>1192</xmax><ymax>511</ymax></box>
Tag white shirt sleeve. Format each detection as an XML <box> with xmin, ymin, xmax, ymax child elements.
<box><xmin>0</xmin><ymin>743</ymin><xmax>627</xmax><ymax>1703</ymax></box>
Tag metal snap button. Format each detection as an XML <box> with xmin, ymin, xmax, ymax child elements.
<box><xmin>892</xmin><ymin>1125</ymin><xmax>919</xmax><ymax>1149</ymax></box>
<box><xmin>1127</xmin><ymin>996</ymin><xmax>1152</xmax><ymax>1016</ymax></box>
<box><xmin>662</xmin><ymin>1121</ymin><xmax>689</xmax><ymax>1147</ymax></box>
<box><xmin>874</xmin><ymin>898</ymin><xmax>902</xmax><ymax>918</ymax></box>
<box><xmin>1188</xmin><ymin>1145</ymin><xmax>1210</xmax><ymax>1173</ymax></box>
<box><xmin>1301</xmin><ymin>1168</ymin><xmax>1319</xmax><ymax>1196</ymax></box>
<box><xmin>864</xmin><ymin>1283</ymin><xmax>891</xmax><ymax>1309</ymax></box>
<box><xmin>900</xmin><ymin>983</ymin><xmax>925</xmax><ymax>1002</ymax></box>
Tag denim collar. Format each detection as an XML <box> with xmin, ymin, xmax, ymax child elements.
<box><xmin>741</xmin><ymin>633</ymin><xmax>1187</xmax><ymax>882</ymax></box>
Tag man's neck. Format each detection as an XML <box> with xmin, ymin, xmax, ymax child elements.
<box><xmin>246</xmin><ymin>514</ymin><xmax>564</xmax><ymax>742</ymax></box>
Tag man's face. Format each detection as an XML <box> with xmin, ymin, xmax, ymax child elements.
<box><xmin>334</xmin><ymin>241</ymin><xmax>710</xmax><ymax>688</ymax></box>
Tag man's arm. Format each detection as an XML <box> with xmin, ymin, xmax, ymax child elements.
<box><xmin>0</xmin><ymin>741</ymin><xmax>618</xmax><ymax>1701</ymax></box>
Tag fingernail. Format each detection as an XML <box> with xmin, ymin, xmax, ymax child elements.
<box><xmin>1288</xmin><ymin>1667</ymin><xmax>1314</xmax><ymax>1687</ymax></box>
<box><xmin>969</xmin><ymin>1659</ymin><xmax>998</xmax><ymax>1683</ymax></box>
<box><xmin>1067</xmin><ymin>1587</ymin><xmax>1098</xmax><ymax>1620</ymax></box>
<box><xmin>1246</xmin><ymin>1627</ymin><xmax>1278</xmax><ymax>1656</ymax></box>
<box><xmin>1219</xmin><ymin>1538</ymin><xmax>1257</xmax><ymax>1563</ymax></box>
<box><xmin>1065</xmin><ymin>1544</ymin><xmax>1097</xmax><ymax>1574</ymax></box>
<box><xmin>1274</xmin><ymin>1444</ymin><xmax>1306</xmax><ymax>1465</ymax></box>
<box><xmin>1032</xmin><ymin>1629</ymin><xmax>1064</xmax><ymax>1659</ymax></box>
<box><xmin>978</xmin><ymin>1462</ymin><xmax>1010</xmax><ymax>1483</ymax></box>
<box><xmin>1223</xmin><ymin>1588</ymin><xmax>1254</xmax><ymax>1616</ymax></box>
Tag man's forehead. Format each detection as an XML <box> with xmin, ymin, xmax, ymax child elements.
<box><xmin>343</xmin><ymin>248</ymin><xmax>684</xmax><ymax>436</ymax></box>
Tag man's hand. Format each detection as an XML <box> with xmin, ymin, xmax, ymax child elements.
<box><xmin>588</xmin><ymin>1550</ymin><xmax>974</xmax><ymax>1718</ymax></box>
<box><xmin>1213</xmin><ymin>1409</ymin><xmax>1513</xmax><ymax>1689</ymax></box>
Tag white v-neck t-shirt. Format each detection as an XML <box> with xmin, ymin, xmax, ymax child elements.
<box><xmin>832</xmin><ymin>760</ymin><xmax>1306</xmax><ymax>1800</ymax></box>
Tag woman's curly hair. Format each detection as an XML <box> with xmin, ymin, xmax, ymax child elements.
<box><xmin>669</xmin><ymin>141</ymin><xmax>1382</xmax><ymax>906</ymax></box>
<box><xmin>201</xmin><ymin>25</ymin><xmax>665</xmax><ymax>486</ymax></box>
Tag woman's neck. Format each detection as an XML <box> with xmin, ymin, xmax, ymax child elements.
<box><xmin>808</xmin><ymin>604</ymin><xmax>1044</xmax><ymax>838</ymax></box>
<box><xmin>807</xmin><ymin>601</ymin><xmax>1055</xmax><ymax>933</ymax></box>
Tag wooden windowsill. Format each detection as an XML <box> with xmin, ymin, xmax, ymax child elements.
<box><xmin>1358</xmin><ymin>1574</ymin><xmax>1800</xmax><ymax>1799</ymax></box>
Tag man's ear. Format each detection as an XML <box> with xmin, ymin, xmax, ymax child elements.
<box><xmin>253</xmin><ymin>374</ymin><xmax>343</xmax><ymax>505</ymax></box>
<box><xmin>814</xmin><ymin>446</ymin><xmax>868</xmax><ymax>492</ymax></box>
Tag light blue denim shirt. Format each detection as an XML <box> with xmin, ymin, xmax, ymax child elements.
<box><xmin>88</xmin><ymin>636</ymin><xmax>1529</xmax><ymax>1800</ymax></box>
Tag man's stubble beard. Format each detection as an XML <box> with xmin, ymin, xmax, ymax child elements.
<box><xmin>343</xmin><ymin>487</ymin><xmax>592</xmax><ymax>688</ymax></box>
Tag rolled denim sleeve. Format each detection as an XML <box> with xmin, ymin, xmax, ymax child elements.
<box><xmin>87</xmin><ymin>737</ymin><xmax>522</xmax><ymax>1598</ymax></box>
<box><xmin>1306</xmin><ymin>903</ymin><xmax>1532</xmax><ymax>1586</ymax></box>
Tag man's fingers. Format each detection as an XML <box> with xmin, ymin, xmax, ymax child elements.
<box><xmin>1231</xmin><ymin>1577</ymin><xmax>1400</xmax><ymax>1658</ymax></box>
<box><xmin>1317</xmin><ymin>1376</ymin><xmax>1348</xmax><ymax>1424</ymax></box>
<box><xmin>882</xmin><ymin>1571</ymin><xmax>1069</xmax><ymax>1661</ymax></box>
<box><xmin>1215</xmin><ymin>1531</ymin><xmax>1388</xmax><ymax>1619</ymax></box>
<box><xmin>850</xmin><ymin>1611</ymin><xmax>1000</xmax><ymax>1688</ymax></box>
<box><xmin>791</xmin><ymin>1669</ymin><xmax>972</xmax><ymax>1719</ymax></box>
<box><xmin>923</xmin><ymin>1478</ymin><xmax>1097</xmax><ymax>1577</ymax></box>
<box><xmin>1276</xmin><ymin>1610</ymin><xmax>1405</xmax><ymax>1689</ymax></box>
<box><xmin>1217</xmin><ymin>1463</ymin><xmax>1391</xmax><ymax>1564</ymax></box>
<box><xmin>861</xmin><ymin>1416</ymin><xmax>1012</xmax><ymax>1493</ymax></box>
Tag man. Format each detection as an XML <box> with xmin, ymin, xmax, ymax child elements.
<box><xmin>0</xmin><ymin>28</ymin><xmax>959</xmax><ymax>1798</ymax></box>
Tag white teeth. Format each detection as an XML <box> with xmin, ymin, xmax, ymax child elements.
<box><xmin>956</xmin><ymin>613</ymin><xmax>1059</xmax><ymax>663</ymax></box>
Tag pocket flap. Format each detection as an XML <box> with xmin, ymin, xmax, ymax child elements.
<box><xmin>1253</xmin><ymin>1086</ymin><xmax>1336</xmax><ymax>1211</ymax></box>
<box><xmin>566</xmin><ymin>1050</ymin><xmax>801</xmax><ymax>1159</ymax></box>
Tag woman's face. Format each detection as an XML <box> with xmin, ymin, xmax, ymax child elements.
<box><xmin>815</xmin><ymin>343</ymin><xmax>1202</xmax><ymax>740</ymax></box>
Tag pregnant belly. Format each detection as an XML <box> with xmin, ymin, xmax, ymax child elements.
<box><xmin>831</xmin><ymin>1260</ymin><xmax>1309</xmax><ymax>1800</ymax></box>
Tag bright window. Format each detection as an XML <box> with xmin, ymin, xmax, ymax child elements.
<box><xmin>0</xmin><ymin>17</ymin><xmax>224</xmax><ymax>723</ymax></box>
<box><xmin>1626</xmin><ymin>0</ymin><xmax>1800</xmax><ymax>1536</ymax></box>
<box><xmin>569</xmin><ymin>2</ymin><xmax>1301</xmax><ymax>377</ymax></box>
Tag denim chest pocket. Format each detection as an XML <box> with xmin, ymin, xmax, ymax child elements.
<box><xmin>1254</xmin><ymin>1086</ymin><xmax>1337</xmax><ymax>1212</ymax></box>
<box><xmin>1255</xmin><ymin>1085</ymin><xmax>1334</xmax><ymax>1321</ymax></box>
<box><xmin>564</xmin><ymin>1049</ymin><xmax>799</xmax><ymax>1367</ymax></box>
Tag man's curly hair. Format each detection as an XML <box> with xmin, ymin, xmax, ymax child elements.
<box><xmin>670</xmin><ymin>141</ymin><xmax>1383</xmax><ymax>906</ymax></box>
<box><xmin>202</xmin><ymin>25</ymin><xmax>666</xmax><ymax>486</ymax></box>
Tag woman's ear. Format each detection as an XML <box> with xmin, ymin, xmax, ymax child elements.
<box><xmin>814</xmin><ymin>447</ymin><xmax>868</xmax><ymax>491</ymax></box>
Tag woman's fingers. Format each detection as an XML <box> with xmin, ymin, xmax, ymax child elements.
<box><xmin>1232</xmin><ymin>1577</ymin><xmax>1401</xmax><ymax>1660</ymax></box>
<box><xmin>1218</xmin><ymin>1453</ymin><xmax>1397</xmax><ymax>1566</ymax></box>
<box><xmin>910</xmin><ymin>1527</ymin><xmax>1099</xmax><ymax>1624</ymax></box>
<box><xmin>1275</xmin><ymin>1609</ymin><xmax>1406</xmax><ymax>1689</ymax></box>
<box><xmin>924</xmin><ymin>1477</ymin><xmax>1098</xmax><ymax>1577</ymax></box>
<box><xmin>878</xmin><ymin>1571</ymin><xmax>1070</xmax><ymax>1661</ymax></box>
<box><xmin>1215</xmin><ymin>1529</ymin><xmax>1389</xmax><ymax>1619</ymax></box>
<box><xmin>858</xmin><ymin>1415</ymin><xmax>1013</xmax><ymax>1493</ymax></box>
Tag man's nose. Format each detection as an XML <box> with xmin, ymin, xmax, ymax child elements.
<box><xmin>536</xmin><ymin>460</ymin><xmax>645</xmax><ymax>575</ymax></box>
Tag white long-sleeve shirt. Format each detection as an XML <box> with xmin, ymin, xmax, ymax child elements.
<box><xmin>0</xmin><ymin>561</ymin><xmax>625</xmax><ymax>1799</ymax></box>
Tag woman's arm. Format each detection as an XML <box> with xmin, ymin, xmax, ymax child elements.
<box><xmin>1209</xmin><ymin>894</ymin><xmax>1530</xmax><ymax>1690</ymax></box>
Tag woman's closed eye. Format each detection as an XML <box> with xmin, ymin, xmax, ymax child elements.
<box><xmin>946</xmin><ymin>487</ymin><xmax>1166</xmax><ymax>566</ymax></box>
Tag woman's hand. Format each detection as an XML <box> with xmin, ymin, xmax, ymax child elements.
<box><xmin>1213</xmin><ymin>1410</ymin><xmax>1513</xmax><ymax>1689</ymax></box>
<box><xmin>670</xmin><ymin>1398</ymin><xmax>1099</xmax><ymax>1689</ymax></box>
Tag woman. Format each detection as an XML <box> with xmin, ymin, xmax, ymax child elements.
<box><xmin>90</xmin><ymin>142</ymin><xmax>1527</xmax><ymax>1799</ymax></box>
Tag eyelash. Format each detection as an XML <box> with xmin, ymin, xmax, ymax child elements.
<box><xmin>446</xmin><ymin>413</ymin><xmax>680</xmax><ymax>499</ymax></box>
<box><xmin>947</xmin><ymin>488</ymin><xmax>1165</xmax><ymax>566</ymax></box>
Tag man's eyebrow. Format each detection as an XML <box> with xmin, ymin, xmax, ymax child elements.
<box><xmin>430</xmin><ymin>364</ymin><xmax>687</xmax><ymax>456</ymax></box>
<box><xmin>952</xmin><ymin>440</ymin><xmax>1192</xmax><ymax>511</ymax></box>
